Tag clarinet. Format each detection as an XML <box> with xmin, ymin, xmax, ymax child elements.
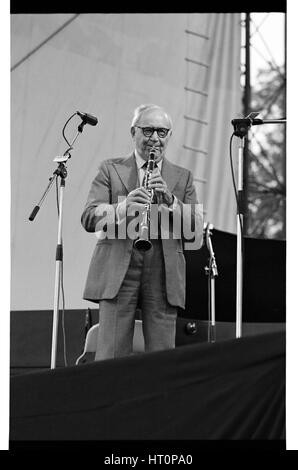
<box><xmin>133</xmin><ymin>150</ymin><xmax>156</xmax><ymax>251</ymax></box>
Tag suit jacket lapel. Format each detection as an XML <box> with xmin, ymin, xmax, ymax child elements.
<box><xmin>112</xmin><ymin>153</ymin><xmax>181</xmax><ymax>195</ymax></box>
<box><xmin>112</xmin><ymin>153</ymin><xmax>138</xmax><ymax>194</ymax></box>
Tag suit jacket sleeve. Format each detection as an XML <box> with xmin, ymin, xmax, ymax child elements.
<box><xmin>81</xmin><ymin>161</ymin><xmax>117</xmax><ymax>233</ymax></box>
<box><xmin>160</xmin><ymin>169</ymin><xmax>203</xmax><ymax>250</ymax></box>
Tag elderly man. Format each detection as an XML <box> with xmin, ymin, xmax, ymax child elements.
<box><xmin>81</xmin><ymin>104</ymin><xmax>203</xmax><ymax>360</ymax></box>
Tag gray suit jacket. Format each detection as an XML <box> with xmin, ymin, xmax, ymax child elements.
<box><xmin>81</xmin><ymin>153</ymin><xmax>203</xmax><ymax>308</ymax></box>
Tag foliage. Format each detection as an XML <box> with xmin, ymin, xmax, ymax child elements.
<box><xmin>245</xmin><ymin>65</ymin><xmax>286</xmax><ymax>239</ymax></box>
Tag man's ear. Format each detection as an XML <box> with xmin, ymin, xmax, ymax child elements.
<box><xmin>130</xmin><ymin>126</ymin><xmax>135</xmax><ymax>138</ymax></box>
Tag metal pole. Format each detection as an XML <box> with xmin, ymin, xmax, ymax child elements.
<box><xmin>50</xmin><ymin>178</ymin><xmax>65</xmax><ymax>369</ymax></box>
<box><xmin>243</xmin><ymin>12</ymin><xmax>251</xmax><ymax>235</ymax></box>
<box><xmin>235</xmin><ymin>13</ymin><xmax>250</xmax><ymax>338</ymax></box>
<box><xmin>282</xmin><ymin>13</ymin><xmax>286</xmax><ymax>239</ymax></box>
<box><xmin>204</xmin><ymin>224</ymin><xmax>218</xmax><ymax>343</ymax></box>
<box><xmin>236</xmin><ymin>138</ymin><xmax>245</xmax><ymax>338</ymax></box>
<box><xmin>50</xmin><ymin>131</ymin><xmax>81</xmax><ymax>369</ymax></box>
<box><xmin>244</xmin><ymin>13</ymin><xmax>251</xmax><ymax>114</ymax></box>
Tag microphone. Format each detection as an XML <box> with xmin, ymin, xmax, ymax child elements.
<box><xmin>77</xmin><ymin>111</ymin><xmax>98</xmax><ymax>126</ymax></box>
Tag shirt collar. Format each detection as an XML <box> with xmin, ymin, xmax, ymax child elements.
<box><xmin>134</xmin><ymin>150</ymin><xmax>163</xmax><ymax>171</ymax></box>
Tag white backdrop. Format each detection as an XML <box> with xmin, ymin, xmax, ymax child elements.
<box><xmin>11</xmin><ymin>13</ymin><xmax>242</xmax><ymax>310</ymax></box>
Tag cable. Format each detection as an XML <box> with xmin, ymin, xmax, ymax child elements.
<box><xmin>250</xmin><ymin>18</ymin><xmax>279</xmax><ymax>70</ymax></box>
<box><xmin>229</xmin><ymin>133</ymin><xmax>244</xmax><ymax>236</ymax></box>
<box><xmin>249</xmin><ymin>43</ymin><xmax>283</xmax><ymax>77</ymax></box>
<box><xmin>250</xmin><ymin>13</ymin><xmax>270</xmax><ymax>38</ymax></box>
<box><xmin>62</xmin><ymin>112</ymin><xmax>78</xmax><ymax>147</ymax></box>
<box><xmin>11</xmin><ymin>14</ymin><xmax>80</xmax><ymax>72</ymax></box>
<box><xmin>60</xmin><ymin>260</ymin><xmax>68</xmax><ymax>367</ymax></box>
<box><xmin>229</xmin><ymin>133</ymin><xmax>245</xmax><ymax>299</ymax></box>
<box><xmin>55</xmin><ymin>177</ymin><xmax>60</xmax><ymax>215</ymax></box>
<box><xmin>207</xmin><ymin>256</ymin><xmax>212</xmax><ymax>343</ymax></box>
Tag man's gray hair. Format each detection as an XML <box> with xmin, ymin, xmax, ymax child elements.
<box><xmin>131</xmin><ymin>104</ymin><xmax>173</xmax><ymax>128</ymax></box>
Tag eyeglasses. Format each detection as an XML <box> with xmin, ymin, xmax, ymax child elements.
<box><xmin>135</xmin><ymin>126</ymin><xmax>171</xmax><ymax>138</ymax></box>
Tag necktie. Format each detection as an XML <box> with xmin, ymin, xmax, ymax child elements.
<box><xmin>141</xmin><ymin>161</ymin><xmax>158</xmax><ymax>187</ymax></box>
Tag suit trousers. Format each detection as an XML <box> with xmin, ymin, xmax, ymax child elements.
<box><xmin>95</xmin><ymin>240</ymin><xmax>177</xmax><ymax>361</ymax></box>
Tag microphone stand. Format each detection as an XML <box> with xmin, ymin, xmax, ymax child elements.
<box><xmin>231</xmin><ymin>114</ymin><xmax>286</xmax><ymax>338</ymax></box>
<box><xmin>204</xmin><ymin>223</ymin><xmax>218</xmax><ymax>343</ymax></box>
<box><xmin>29</xmin><ymin>119</ymin><xmax>88</xmax><ymax>369</ymax></box>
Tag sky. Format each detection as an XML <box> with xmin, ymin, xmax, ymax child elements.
<box><xmin>241</xmin><ymin>12</ymin><xmax>285</xmax><ymax>86</ymax></box>
<box><xmin>251</xmin><ymin>13</ymin><xmax>285</xmax><ymax>66</ymax></box>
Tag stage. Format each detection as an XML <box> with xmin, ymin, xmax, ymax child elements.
<box><xmin>9</xmin><ymin>226</ymin><xmax>286</xmax><ymax>449</ymax></box>
<box><xmin>10</xmin><ymin>328</ymin><xmax>285</xmax><ymax>450</ymax></box>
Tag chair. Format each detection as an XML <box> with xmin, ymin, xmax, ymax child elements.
<box><xmin>76</xmin><ymin>319</ymin><xmax>145</xmax><ymax>365</ymax></box>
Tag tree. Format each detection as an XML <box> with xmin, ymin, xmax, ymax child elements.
<box><xmin>245</xmin><ymin>66</ymin><xmax>286</xmax><ymax>240</ymax></box>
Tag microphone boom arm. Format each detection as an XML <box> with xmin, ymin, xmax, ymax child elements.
<box><xmin>231</xmin><ymin>113</ymin><xmax>286</xmax><ymax>137</ymax></box>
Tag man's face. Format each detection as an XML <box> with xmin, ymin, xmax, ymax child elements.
<box><xmin>131</xmin><ymin>109</ymin><xmax>172</xmax><ymax>163</ymax></box>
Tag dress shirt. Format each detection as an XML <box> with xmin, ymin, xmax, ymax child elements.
<box><xmin>116</xmin><ymin>151</ymin><xmax>176</xmax><ymax>226</ymax></box>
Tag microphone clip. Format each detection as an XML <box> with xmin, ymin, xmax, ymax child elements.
<box><xmin>78</xmin><ymin>120</ymin><xmax>87</xmax><ymax>133</ymax></box>
<box><xmin>231</xmin><ymin>111</ymin><xmax>260</xmax><ymax>137</ymax></box>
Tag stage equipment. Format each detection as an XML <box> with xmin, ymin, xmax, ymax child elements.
<box><xmin>204</xmin><ymin>223</ymin><xmax>218</xmax><ymax>342</ymax></box>
<box><xmin>231</xmin><ymin>112</ymin><xmax>286</xmax><ymax>338</ymax></box>
<box><xmin>28</xmin><ymin>111</ymin><xmax>98</xmax><ymax>369</ymax></box>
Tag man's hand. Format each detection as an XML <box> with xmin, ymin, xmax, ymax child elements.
<box><xmin>117</xmin><ymin>187</ymin><xmax>151</xmax><ymax>221</ymax></box>
<box><xmin>148</xmin><ymin>168</ymin><xmax>174</xmax><ymax>206</ymax></box>
<box><xmin>126</xmin><ymin>187</ymin><xmax>151</xmax><ymax>208</ymax></box>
